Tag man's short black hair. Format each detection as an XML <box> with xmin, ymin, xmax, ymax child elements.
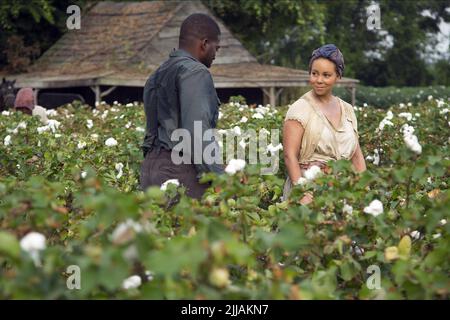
<box><xmin>179</xmin><ymin>13</ymin><xmax>221</xmax><ymax>45</ymax></box>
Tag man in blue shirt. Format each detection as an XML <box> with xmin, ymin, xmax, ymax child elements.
<box><xmin>140</xmin><ymin>13</ymin><xmax>224</xmax><ymax>199</ymax></box>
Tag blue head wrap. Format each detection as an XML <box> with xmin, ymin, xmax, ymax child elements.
<box><xmin>309</xmin><ymin>44</ymin><xmax>345</xmax><ymax>77</ymax></box>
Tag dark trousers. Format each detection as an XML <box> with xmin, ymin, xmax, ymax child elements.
<box><xmin>140</xmin><ymin>148</ymin><xmax>209</xmax><ymax>199</ymax></box>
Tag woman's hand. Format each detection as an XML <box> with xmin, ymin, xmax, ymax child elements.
<box><xmin>300</xmin><ymin>191</ymin><xmax>314</xmax><ymax>205</ymax></box>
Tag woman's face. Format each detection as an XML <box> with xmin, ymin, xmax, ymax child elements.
<box><xmin>309</xmin><ymin>58</ymin><xmax>340</xmax><ymax>97</ymax></box>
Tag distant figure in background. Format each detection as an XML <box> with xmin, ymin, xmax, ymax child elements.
<box><xmin>0</xmin><ymin>78</ymin><xmax>16</xmax><ymax>112</ymax></box>
<box><xmin>14</xmin><ymin>88</ymin><xmax>48</xmax><ymax>124</ymax></box>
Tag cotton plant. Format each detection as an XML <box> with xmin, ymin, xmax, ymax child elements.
<box><xmin>20</xmin><ymin>232</ymin><xmax>46</xmax><ymax>267</ymax></box>
<box><xmin>225</xmin><ymin>159</ymin><xmax>246</xmax><ymax>175</ymax></box>
<box><xmin>363</xmin><ymin>199</ymin><xmax>383</xmax><ymax>217</ymax></box>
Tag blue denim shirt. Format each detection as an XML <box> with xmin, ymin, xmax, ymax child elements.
<box><xmin>142</xmin><ymin>49</ymin><xmax>224</xmax><ymax>176</ymax></box>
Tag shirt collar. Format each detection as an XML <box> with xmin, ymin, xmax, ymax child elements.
<box><xmin>169</xmin><ymin>49</ymin><xmax>197</xmax><ymax>61</ymax></box>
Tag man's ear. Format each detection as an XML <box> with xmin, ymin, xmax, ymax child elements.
<box><xmin>200</xmin><ymin>38</ymin><xmax>208</xmax><ymax>51</ymax></box>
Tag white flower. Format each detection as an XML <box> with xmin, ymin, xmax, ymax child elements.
<box><xmin>303</xmin><ymin>165</ymin><xmax>322</xmax><ymax>181</ymax></box>
<box><xmin>122</xmin><ymin>275</ymin><xmax>142</xmax><ymax>290</ymax></box>
<box><xmin>240</xmin><ymin>116</ymin><xmax>248</xmax><ymax>123</ymax></box>
<box><xmin>81</xmin><ymin>171</ymin><xmax>87</xmax><ymax>179</ymax></box>
<box><xmin>105</xmin><ymin>137</ymin><xmax>118</xmax><ymax>147</ymax></box>
<box><xmin>86</xmin><ymin>119</ymin><xmax>93</xmax><ymax>129</ymax></box>
<box><xmin>252</xmin><ymin>113</ymin><xmax>264</xmax><ymax>119</ymax></box>
<box><xmin>225</xmin><ymin>159</ymin><xmax>246</xmax><ymax>175</ymax></box>
<box><xmin>1</xmin><ymin>110</ymin><xmax>10</xmax><ymax>116</ymax></box>
<box><xmin>363</xmin><ymin>199</ymin><xmax>383</xmax><ymax>217</ymax></box>
<box><xmin>160</xmin><ymin>179</ymin><xmax>180</xmax><ymax>191</ymax></box>
<box><xmin>399</xmin><ymin>112</ymin><xmax>413</xmax><ymax>121</ymax></box>
<box><xmin>77</xmin><ymin>141</ymin><xmax>87</xmax><ymax>149</ymax></box>
<box><xmin>136</xmin><ymin>127</ymin><xmax>145</xmax><ymax>132</ymax></box>
<box><xmin>267</xmin><ymin>143</ymin><xmax>283</xmax><ymax>155</ymax></box>
<box><xmin>115</xmin><ymin>162</ymin><xmax>124</xmax><ymax>179</ymax></box>
<box><xmin>410</xmin><ymin>230</ymin><xmax>421</xmax><ymax>240</ymax></box>
<box><xmin>20</xmin><ymin>232</ymin><xmax>46</xmax><ymax>266</ymax></box>
<box><xmin>343</xmin><ymin>204</ymin><xmax>353</xmax><ymax>215</ymax></box>
<box><xmin>4</xmin><ymin>135</ymin><xmax>11</xmax><ymax>146</ymax></box>
<box><xmin>232</xmin><ymin>126</ymin><xmax>242</xmax><ymax>136</ymax></box>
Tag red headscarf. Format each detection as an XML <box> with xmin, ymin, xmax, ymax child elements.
<box><xmin>14</xmin><ymin>88</ymin><xmax>35</xmax><ymax>111</ymax></box>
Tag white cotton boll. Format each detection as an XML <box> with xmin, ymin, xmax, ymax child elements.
<box><xmin>414</xmin><ymin>113</ymin><xmax>420</xmax><ymax>117</ymax></box>
<box><xmin>295</xmin><ymin>177</ymin><xmax>308</xmax><ymax>185</ymax></box>
<box><xmin>47</xmin><ymin>120</ymin><xmax>60</xmax><ymax>133</ymax></box>
<box><xmin>126</xmin><ymin>103</ymin><xmax>133</xmax><ymax>107</ymax></box>
<box><xmin>428</xmin><ymin>95</ymin><xmax>433</xmax><ymax>101</ymax></box>
<box><xmin>439</xmin><ymin>219</ymin><xmax>447</xmax><ymax>226</ymax></box>
<box><xmin>91</xmin><ymin>133</ymin><xmax>99</xmax><ymax>140</ymax></box>
<box><xmin>373</xmin><ymin>151</ymin><xmax>380</xmax><ymax>166</ymax></box>
<box><xmin>399</xmin><ymin>103</ymin><xmax>405</xmax><ymax>108</ymax></box>
<box><xmin>46</xmin><ymin>109</ymin><xmax>58</xmax><ymax>117</ymax></box>
<box><xmin>145</xmin><ymin>270</ymin><xmax>154</xmax><ymax>281</ymax></box>
<box><xmin>432</xmin><ymin>233</ymin><xmax>441</xmax><ymax>239</ymax></box>
<box><xmin>225</xmin><ymin>159</ymin><xmax>246</xmax><ymax>175</ymax></box>
<box><xmin>404</xmin><ymin>134</ymin><xmax>422</xmax><ymax>155</ymax></box>
<box><xmin>17</xmin><ymin>122</ymin><xmax>27</xmax><ymax>130</ymax></box>
<box><xmin>105</xmin><ymin>137</ymin><xmax>118</xmax><ymax>147</ymax></box>
<box><xmin>240</xmin><ymin>116</ymin><xmax>248</xmax><ymax>123</ymax></box>
<box><xmin>378</xmin><ymin>119</ymin><xmax>394</xmax><ymax>131</ymax></box>
<box><xmin>77</xmin><ymin>141</ymin><xmax>87</xmax><ymax>149</ymax></box>
<box><xmin>125</xmin><ymin>122</ymin><xmax>131</xmax><ymax>129</ymax></box>
<box><xmin>303</xmin><ymin>165</ymin><xmax>322</xmax><ymax>181</ymax></box>
<box><xmin>160</xmin><ymin>179</ymin><xmax>180</xmax><ymax>191</ymax></box>
<box><xmin>436</xmin><ymin>100</ymin><xmax>445</xmax><ymax>108</ymax></box>
<box><xmin>218</xmin><ymin>111</ymin><xmax>223</xmax><ymax>120</ymax></box>
<box><xmin>136</xmin><ymin>127</ymin><xmax>145</xmax><ymax>132</ymax></box>
<box><xmin>343</xmin><ymin>204</ymin><xmax>353</xmax><ymax>215</ymax></box>
<box><xmin>427</xmin><ymin>177</ymin><xmax>433</xmax><ymax>184</ymax></box>
<box><xmin>111</xmin><ymin>219</ymin><xmax>143</xmax><ymax>245</ymax></box>
<box><xmin>267</xmin><ymin>143</ymin><xmax>283</xmax><ymax>155</ymax></box>
<box><xmin>439</xmin><ymin>108</ymin><xmax>449</xmax><ymax>115</ymax></box>
<box><xmin>252</xmin><ymin>113</ymin><xmax>264</xmax><ymax>119</ymax></box>
<box><xmin>101</xmin><ymin>110</ymin><xmax>109</xmax><ymax>119</ymax></box>
<box><xmin>81</xmin><ymin>171</ymin><xmax>87</xmax><ymax>179</ymax></box>
<box><xmin>115</xmin><ymin>162</ymin><xmax>124</xmax><ymax>179</ymax></box>
<box><xmin>2</xmin><ymin>111</ymin><xmax>10</xmax><ymax>116</ymax></box>
<box><xmin>4</xmin><ymin>135</ymin><xmax>11</xmax><ymax>146</ymax></box>
<box><xmin>399</xmin><ymin>112</ymin><xmax>413</xmax><ymax>121</ymax></box>
<box><xmin>38</xmin><ymin>140</ymin><xmax>41</xmax><ymax>147</ymax></box>
<box><xmin>407</xmin><ymin>102</ymin><xmax>412</xmax><ymax>107</ymax></box>
<box><xmin>238</xmin><ymin>107</ymin><xmax>244</xmax><ymax>112</ymax></box>
<box><xmin>410</xmin><ymin>230</ymin><xmax>421</xmax><ymax>240</ymax></box>
<box><xmin>366</xmin><ymin>155</ymin><xmax>374</xmax><ymax>162</ymax></box>
<box><xmin>363</xmin><ymin>103</ymin><xmax>368</xmax><ymax>107</ymax></box>
<box><xmin>37</xmin><ymin>126</ymin><xmax>49</xmax><ymax>134</ymax></box>
<box><xmin>363</xmin><ymin>199</ymin><xmax>383</xmax><ymax>217</ymax></box>
<box><xmin>122</xmin><ymin>275</ymin><xmax>142</xmax><ymax>290</ymax></box>
<box><xmin>233</xmin><ymin>126</ymin><xmax>242</xmax><ymax>136</ymax></box>
<box><xmin>386</xmin><ymin>111</ymin><xmax>394</xmax><ymax>120</ymax></box>
<box><xmin>20</xmin><ymin>232</ymin><xmax>46</xmax><ymax>266</ymax></box>
<box><xmin>86</xmin><ymin>119</ymin><xmax>93</xmax><ymax>129</ymax></box>
<box><xmin>95</xmin><ymin>101</ymin><xmax>99</xmax><ymax>107</ymax></box>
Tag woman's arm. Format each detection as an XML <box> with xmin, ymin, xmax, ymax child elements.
<box><xmin>283</xmin><ymin>120</ymin><xmax>304</xmax><ymax>184</ymax></box>
<box><xmin>351</xmin><ymin>141</ymin><xmax>367</xmax><ymax>173</ymax></box>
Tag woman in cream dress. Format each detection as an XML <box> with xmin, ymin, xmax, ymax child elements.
<box><xmin>283</xmin><ymin>44</ymin><xmax>366</xmax><ymax>204</ymax></box>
